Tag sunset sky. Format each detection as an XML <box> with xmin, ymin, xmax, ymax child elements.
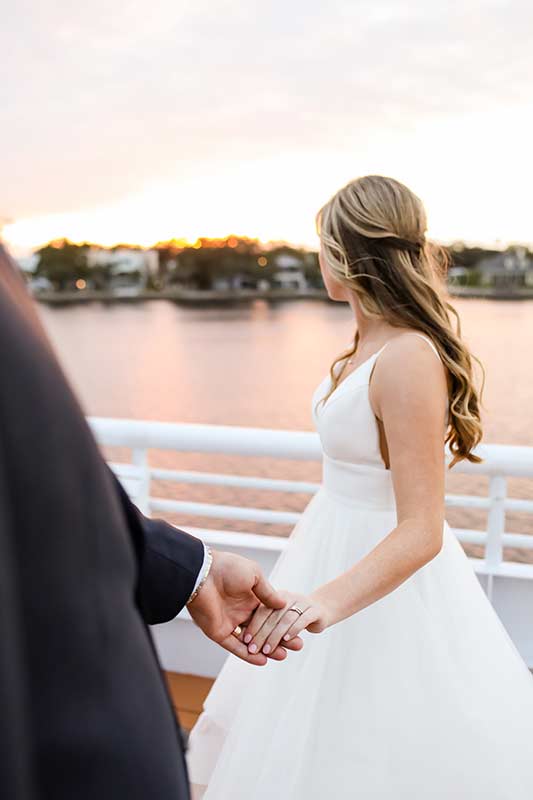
<box><xmin>3</xmin><ymin>1</ymin><xmax>533</xmax><ymax>255</ymax></box>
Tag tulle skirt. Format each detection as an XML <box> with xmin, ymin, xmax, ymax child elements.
<box><xmin>186</xmin><ymin>486</ymin><xmax>533</xmax><ymax>799</ymax></box>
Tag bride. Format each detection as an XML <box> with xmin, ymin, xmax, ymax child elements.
<box><xmin>187</xmin><ymin>175</ymin><xmax>533</xmax><ymax>798</ymax></box>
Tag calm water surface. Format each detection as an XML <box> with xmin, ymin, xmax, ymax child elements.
<box><xmin>39</xmin><ymin>298</ymin><xmax>533</xmax><ymax>553</ymax></box>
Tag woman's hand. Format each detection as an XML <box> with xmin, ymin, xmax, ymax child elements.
<box><xmin>241</xmin><ymin>590</ymin><xmax>331</xmax><ymax>656</ymax></box>
<box><xmin>188</xmin><ymin>552</ymin><xmax>304</xmax><ymax>665</ymax></box>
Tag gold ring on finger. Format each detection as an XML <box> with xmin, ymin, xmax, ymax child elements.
<box><xmin>232</xmin><ymin>625</ymin><xmax>243</xmax><ymax>637</ymax></box>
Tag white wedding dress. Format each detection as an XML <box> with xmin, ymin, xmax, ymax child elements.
<box><xmin>187</xmin><ymin>333</ymin><xmax>533</xmax><ymax>799</ymax></box>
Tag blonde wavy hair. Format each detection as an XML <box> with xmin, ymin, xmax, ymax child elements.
<box><xmin>315</xmin><ymin>175</ymin><xmax>485</xmax><ymax>470</ymax></box>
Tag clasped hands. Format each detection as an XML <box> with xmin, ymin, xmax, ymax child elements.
<box><xmin>238</xmin><ymin>588</ymin><xmax>329</xmax><ymax>657</ymax></box>
<box><xmin>187</xmin><ymin>550</ymin><xmax>329</xmax><ymax>666</ymax></box>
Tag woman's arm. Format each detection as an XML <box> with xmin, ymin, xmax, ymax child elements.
<box><xmin>243</xmin><ymin>336</ymin><xmax>449</xmax><ymax>654</ymax></box>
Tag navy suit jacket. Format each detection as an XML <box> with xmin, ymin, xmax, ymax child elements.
<box><xmin>0</xmin><ymin>246</ymin><xmax>205</xmax><ymax>799</ymax></box>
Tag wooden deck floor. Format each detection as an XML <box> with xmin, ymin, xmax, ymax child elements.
<box><xmin>165</xmin><ymin>672</ymin><xmax>214</xmax><ymax>731</ymax></box>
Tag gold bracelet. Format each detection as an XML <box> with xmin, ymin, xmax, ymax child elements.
<box><xmin>187</xmin><ymin>546</ymin><xmax>213</xmax><ymax>605</ymax></box>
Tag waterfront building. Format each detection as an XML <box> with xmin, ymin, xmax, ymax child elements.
<box><xmin>476</xmin><ymin>248</ymin><xmax>533</xmax><ymax>288</ymax></box>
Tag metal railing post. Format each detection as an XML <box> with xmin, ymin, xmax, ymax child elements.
<box><xmin>132</xmin><ymin>448</ymin><xmax>150</xmax><ymax>515</ymax></box>
<box><xmin>485</xmin><ymin>474</ymin><xmax>507</xmax><ymax>601</ymax></box>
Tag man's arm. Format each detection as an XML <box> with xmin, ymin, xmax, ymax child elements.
<box><xmin>0</xmin><ymin>453</ymin><xmax>37</xmax><ymax>800</ymax></box>
<box><xmin>111</xmin><ymin>470</ymin><xmax>205</xmax><ymax>623</ymax></box>
<box><xmin>110</xmin><ymin>469</ymin><xmax>304</xmax><ymax>665</ymax></box>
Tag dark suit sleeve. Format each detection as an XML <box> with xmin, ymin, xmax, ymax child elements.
<box><xmin>0</xmin><ymin>456</ymin><xmax>37</xmax><ymax>800</ymax></box>
<box><xmin>111</xmin><ymin>471</ymin><xmax>206</xmax><ymax>625</ymax></box>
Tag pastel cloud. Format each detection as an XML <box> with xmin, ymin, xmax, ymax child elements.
<box><xmin>2</xmin><ymin>0</ymin><xmax>532</xmax><ymax>250</ymax></box>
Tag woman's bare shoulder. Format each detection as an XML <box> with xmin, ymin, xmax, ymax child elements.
<box><xmin>369</xmin><ymin>330</ymin><xmax>448</xmax><ymax>423</ymax></box>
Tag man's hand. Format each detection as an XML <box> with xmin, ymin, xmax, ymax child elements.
<box><xmin>187</xmin><ymin>550</ymin><xmax>304</xmax><ymax>666</ymax></box>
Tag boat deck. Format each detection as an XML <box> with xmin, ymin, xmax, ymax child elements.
<box><xmin>165</xmin><ymin>672</ymin><xmax>214</xmax><ymax>731</ymax></box>
<box><xmin>93</xmin><ymin>418</ymin><xmax>533</xmax><ymax>676</ymax></box>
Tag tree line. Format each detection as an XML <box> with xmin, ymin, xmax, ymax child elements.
<box><xmin>27</xmin><ymin>236</ymin><xmax>533</xmax><ymax>292</ymax></box>
<box><xmin>29</xmin><ymin>236</ymin><xmax>323</xmax><ymax>292</ymax></box>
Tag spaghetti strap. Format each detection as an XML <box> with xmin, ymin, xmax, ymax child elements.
<box><xmin>369</xmin><ymin>333</ymin><xmax>441</xmax><ymax>372</ymax></box>
<box><xmin>402</xmin><ymin>332</ymin><xmax>441</xmax><ymax>362</ymax></box>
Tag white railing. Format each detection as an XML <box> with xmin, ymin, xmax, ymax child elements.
<box><xmin>89</xmin><ymin>417</ymin><xmax>533</xmax><ymax>674</ymax></box>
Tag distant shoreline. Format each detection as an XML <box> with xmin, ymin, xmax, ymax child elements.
<box><xmin>447</xmin><ymin>286</ymin><xmax>533</xmax><ymax>300</ymax></box>
<box><xmin>35</xmin><ymin>287</ymin><xmax>331</xmax><ymax>305</ymax></box>
<box><xmin>34</xmin><ymin>285</ymin><xmax>533</xmax><ymax>305</ymax></box>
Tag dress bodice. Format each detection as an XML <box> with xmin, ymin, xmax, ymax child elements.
<box><xmin>311</xmin><ymin>333</ymin><xmax>447</xmax><ymax>511</ymax></box>
<box><xmin>312</xmin><ymin>344</ymin><xmax>391</xmax><ymax>471</ymax></box>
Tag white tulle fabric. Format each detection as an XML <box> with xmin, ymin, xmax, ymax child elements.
<box><xmin>186</xmin><ymin>334</ymin><xmax>533</xmax><ymax>799</ymax></box>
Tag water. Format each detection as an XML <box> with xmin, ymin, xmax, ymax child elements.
<box><xmin>38</xmin><ymin>298</ymin><xmax>533</xmax><ymax>554</ymax></box>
